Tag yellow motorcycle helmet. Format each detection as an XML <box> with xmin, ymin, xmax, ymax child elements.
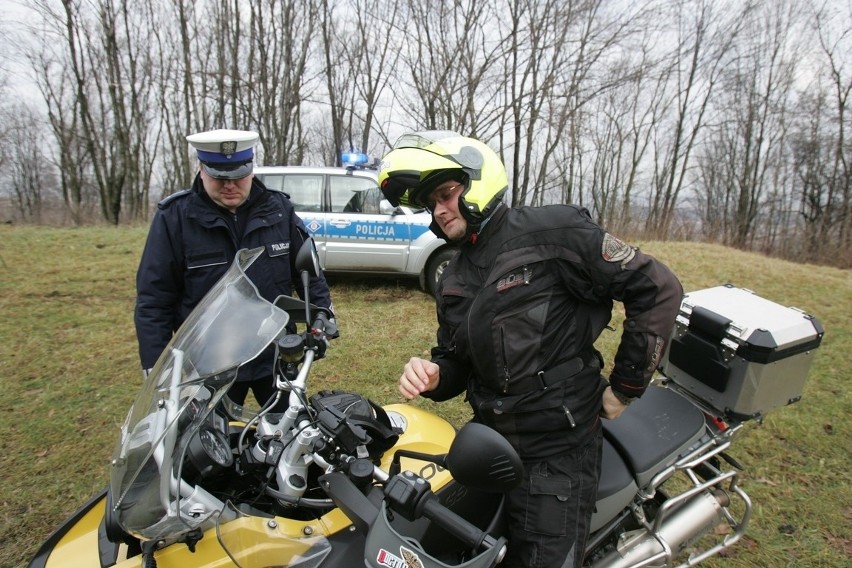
<box><xmin>378</xmin><ymin>131</ymin><xmax>508</xmax><ymax>237</ymax></box>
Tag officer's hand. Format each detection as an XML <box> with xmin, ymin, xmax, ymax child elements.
<box><xmin>601</xmin><ymin>386</ymin><xmax>628</xmax><ymax>420</ymax></box>
<box><xmin>399</xmin><ymin>357</ymin><xmax>440</xmax><ymax>400</ymax></box>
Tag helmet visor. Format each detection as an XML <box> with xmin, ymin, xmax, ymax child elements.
<box><xmin>379</xmin><ymin>146</ymin><xmax>467</xmax><ymax>207</ymax></box>
<box><xmin>380</xmin><ymin>173</ymin><xmax>420</xmax><ymax>207</ymax></box>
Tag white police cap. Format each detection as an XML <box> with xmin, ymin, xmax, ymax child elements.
<box><xmin>186</xmin><ymin>129</ymin><xmax>259</xmax><ymax>180</ymax></box>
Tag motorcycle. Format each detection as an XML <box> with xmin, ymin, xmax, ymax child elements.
<box><xmin>29</xmin><ymin>241</ymin><xmax>823</xmax><ymax>568</ymax></box>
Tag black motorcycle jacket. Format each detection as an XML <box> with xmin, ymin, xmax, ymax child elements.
<box><xmin>134</xmin><ymin>175</ymin><xmax>333</xmax><ymax>379</ymax></box>
<box><xmin>423</xmin><ymin>204</ymin><xmax>683</xmax><ymax>459</ymax></box>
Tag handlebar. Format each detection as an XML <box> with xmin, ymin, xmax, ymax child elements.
<box><xmin>321</xmin><ymin>460</ymin><xmax>503</xmax><ymax>560</ymax></box>
<box><xmin>312</xmin><ymin>311</ymin><xmax>338</xmax><ymax>339</ymax></box>
<box><xmin>421</xmin><ymin>495</ymin><xmax>500</xmax><ymax>552</ymax></box>
<box><xmin>364</xmin><ymin>500</ymin><xmax>508</xmax><ymax>568</ymax></box>
<box><xmin>382</xmin><ymin>470</ymin><xmax>503</xmax><ymax>558</ymax></box>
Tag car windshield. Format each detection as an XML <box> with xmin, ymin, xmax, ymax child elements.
<box><xmin>108</xmin><ymin>247</ymin><xmax>291</xmax><ymax>542</ymax></box>
<box><xmin>330</xmin><ymin>178</ymin><xmax>381</xmax><ymax>213</ymax></box>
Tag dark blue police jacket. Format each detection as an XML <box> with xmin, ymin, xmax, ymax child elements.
<box><xmin>134</xmin><ymin>175</ymin><xmax>332</xmax><ymax>381</ymax></box>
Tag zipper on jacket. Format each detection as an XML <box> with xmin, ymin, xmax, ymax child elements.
<box><xmin>562</xmin><ymin>405</ymin><xmax>577</xmax><ymax>428</ymax></box>
<box><xmin>500</xmin><ymin>326</ymin><xmax>511</xmax><ymax>393</ymax></box>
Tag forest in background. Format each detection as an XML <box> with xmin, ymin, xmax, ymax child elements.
<box><xmin>0</xmin><ymin>0</ymin><xmax>849</xmax><ymax>268</ymax></box>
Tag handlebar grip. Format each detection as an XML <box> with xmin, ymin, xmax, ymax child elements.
<box><xmin>421</xmin><ymin>496</ymin><xmax>498</xmax><ymax>552</ymax></box>
<box><xmin>312</xmin><ymin>312</ymin><xmax>339</xmax><ymax>339</ymax></box>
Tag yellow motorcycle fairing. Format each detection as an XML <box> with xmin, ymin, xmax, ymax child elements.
<box><xmin>32</xmin><ymin>405</ymin><xmax>459</xmax><ymax>568</ymax></box>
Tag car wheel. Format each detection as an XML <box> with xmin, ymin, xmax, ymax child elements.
<box><xmin>426</xmin><ymin>248</ymin><xmax>456</xmax><ymax>297</ymax></box>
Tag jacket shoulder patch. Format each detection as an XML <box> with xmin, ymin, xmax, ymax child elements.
<box><xmin>601</xmin><ymin>233</ymin><xmax>635</xmax><ymax>264</ymax></box>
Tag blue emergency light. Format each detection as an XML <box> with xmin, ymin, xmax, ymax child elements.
<box><xmin>341</xmin><ymin>151</ymin><xmax>370</xmax><ymax>166</ymax></box>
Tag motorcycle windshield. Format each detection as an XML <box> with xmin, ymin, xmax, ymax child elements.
<box><xmin>109</xmin><ymin>247</ymin><xmax>291</xmax><ymax>541</ymax></box>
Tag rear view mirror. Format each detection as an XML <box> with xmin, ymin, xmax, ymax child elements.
<box><xmin>295</xmin><ymin>237</ymin><xmax>321</xmax><ymax>278</ymax></box>
<box><xmin>389</xmin><ymin>422</ymin><xmax>522</xmax><ymax>494</ymax></box>
<box><xmin>443</xmin><ymin>423</ymin><xmax>523</xmax><ymax>493</ymax></box>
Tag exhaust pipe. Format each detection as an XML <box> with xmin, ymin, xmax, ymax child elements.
<box><xmin>590</xmin><ymin>489</ymin><xmax>730</xmax><ymax>568</ymax></box>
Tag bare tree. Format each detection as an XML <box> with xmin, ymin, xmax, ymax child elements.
<box><xmin>315</xmin><ymin>0</ymin><xmax>400</xmax><ymax>164</ymax></box>
<box><xmin>27</xmin><ymin>2</ymin><xmax>89</xmax><ymax>224</ymax></box>
<box><xmin>208</xmin><ymin>0</ymin><xmax>244</xmax><ymax>127</ymax></box>
<box><xmin>61</xmin><ymin>0</ymin><xmax>121</xmax><ymax>224</ymax></box>
<box><xmin>810</xmin><ymin>0</ymin><xmax>852</xmax><ymax>256</ymax></box>
<box><xmin>500</xmin><ymin>0</ymin><xmax>577</xmax><ymax>207</ymax></box>
<box><xmin>102</xmin><ymin>0</ymin><xmax>160</xmax><ymax>221</ymax></box>
<box><xmin>0</xmin><ymin>41</ymin><xmax>12</xmax><ymax>219</ymax></box>
<box><xmin>317</xmin><ymin>0</ymin><xmax>357</xmax><ymax>165</ymax></box>
<box><xmin>5</xmin><ymin>0</ymin><xmax>849</xmax><ymax>268</ymax></box>
<box><xmin>28</xmin><ymin>0</ymin><xmax>159</xmax><ymax>224</ymax></box>
<box><xmin>792</xmin><ymin>93</ymin><xmax>833</xmax><ymax>259</ymax></box>
<box><xmin>348</xmin><ymin>0</ymin><xmax>401</xmax><ymax>158</ymax></box>
<box><xmin>394</xmin><ymin>0</ymin><xmax>504</xmax><ymax>136</ymax></box>
<box><xmin>790</xmin><ymin>15</ymin><xmax>851</xmax><ymax>269</ymax></box>
<box><xmin>4</xmin><ymin>105</ymin><xmax>54</xmax><ymax>222</ymax></box>
<box><xmin>247</xmin><ymin>0</ymin><xmax>320</xmax><ymax>165</ymax></box>
<box><xmin>696</xmin><ymin>0</ymin><xmax>801</xmax><ymax>248</ymax></box>
<box><xmin>583</xmin><ymin>13</ymin><xmax>677</xmax><ymax>230</ymax></box>
<box><xmin>497</xmin><ymin>0</ymin><xmax>640</xmax><ymax>209</ymax></box>
<box><xmin>645</xmin><ymin>0</ymin><xmax>753</xmax><ymax>237</ymax></box>
<box><xmin>151</xmin><ymin>1</ymin><xmax>197</xmax><ymax>199</ymax></box>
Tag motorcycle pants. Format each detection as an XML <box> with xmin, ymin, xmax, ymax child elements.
<box><xmin>501</xmin><ymin>426</ymin><xmax>602</xmax><ymax>568</ymax></box>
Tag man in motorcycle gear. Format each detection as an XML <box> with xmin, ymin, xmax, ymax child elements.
<box><xmin>380</xmin><ymin>131</ymin><xmax>683</xmax><ymax>568</ymax></box>
<box><xmin>135</xmin><ymin>129</ymin><xmax>335</xmax><ymax>410</ymax></box>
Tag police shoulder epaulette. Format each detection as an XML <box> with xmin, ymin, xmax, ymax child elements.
<box><xmin>158</xmin><ymin>189</ymin><xmax>192</xmax><ymax>209</ymax></box>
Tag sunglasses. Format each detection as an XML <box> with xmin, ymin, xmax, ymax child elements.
<box><xmin>426</xmin><ymin>183</ymin><xmax>464</xmax><ymax>210</ymax></box>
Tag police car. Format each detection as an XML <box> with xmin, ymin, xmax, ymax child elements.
<box><xmin>254</xmin><ymin>164</ymin><xmax>455</xmax><ymax>295</ymax></box>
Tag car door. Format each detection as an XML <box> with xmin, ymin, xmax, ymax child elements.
<box><xmin>323</xmin><ymin>175</ymin><xmax>411</xmax><ymax>272</ymax></box>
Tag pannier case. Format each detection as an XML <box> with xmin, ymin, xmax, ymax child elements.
<box><xmin>659</xmin><ymin>284</ymin><xmax>823</xmax><ymax>420</ymax></box>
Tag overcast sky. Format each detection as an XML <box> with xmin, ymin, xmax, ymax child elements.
<box><xmin>1</xmin><ymin>1</ymin><xmax>42</xmax><ymax>101</ymax></box>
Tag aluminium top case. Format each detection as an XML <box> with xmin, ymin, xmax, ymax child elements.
<box><xmin>659</xmin><ymin>284</ymin><xmax>824</xmax><ymax>420</ymax></box>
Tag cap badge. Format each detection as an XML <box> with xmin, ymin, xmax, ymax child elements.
<box><xmin>220</xmin><ymin>141</ymin><xmax>237</xmax><ymax>156</ymax></box>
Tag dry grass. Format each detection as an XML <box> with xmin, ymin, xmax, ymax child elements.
<box><xmin>0</xmin><ymin>226</ymin><xmax>848</xmax><ymax>567</ymax></box>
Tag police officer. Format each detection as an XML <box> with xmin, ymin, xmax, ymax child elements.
<box><xmin>379</xmin><ymin>131</ymin><xmax>683</xmax><ymax>567</ymax></box>
<box><xmin>134</xmin><ymin>128</ymin><xmax>334</xmax><ymax>410</ymax></box>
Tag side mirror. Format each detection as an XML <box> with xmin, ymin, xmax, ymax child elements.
<box><xmin>295</xmin><ymin>237</ymin><xmax>322</xmax><ymax>278</ymax></box>
<box><xmin>388</xmin><ymin>425</ymin><xmax>522</xmax><ymax>493</ymax></box>
<box><xmin>380</xmin><ymin>199</ymin><xmax>397</xmax><ymax>215</ymax></box>
<box><xmin>293</xmin><ymin>237</ymin><xmax>322</xmax><ymax>325</ymax></box>
<box><xmin>443</xmin><ymin>423</ymin><xmax>523</xmax><ymax>493</ymax></box>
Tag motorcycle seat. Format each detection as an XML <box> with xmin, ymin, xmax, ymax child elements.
<box><xmin>603</xmin><ymin>386</ymin><xmax>705</xmax><ymax>488</ymax></box>
<box><xmin>590</xmin><ymin>438</ymin><xmax>638</xmax><ymax>532</ymax></box>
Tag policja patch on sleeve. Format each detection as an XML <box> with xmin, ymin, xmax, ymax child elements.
<box><xmin>601</xmin><ymin>233</ymin><xmax>636</xmax><ymax>264</ymax></box>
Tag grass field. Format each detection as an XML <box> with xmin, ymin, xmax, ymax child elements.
<box><xmin>0</xmin><ymin>225</ymin><xmax>849</xmax><ymax>568</ymax></box>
